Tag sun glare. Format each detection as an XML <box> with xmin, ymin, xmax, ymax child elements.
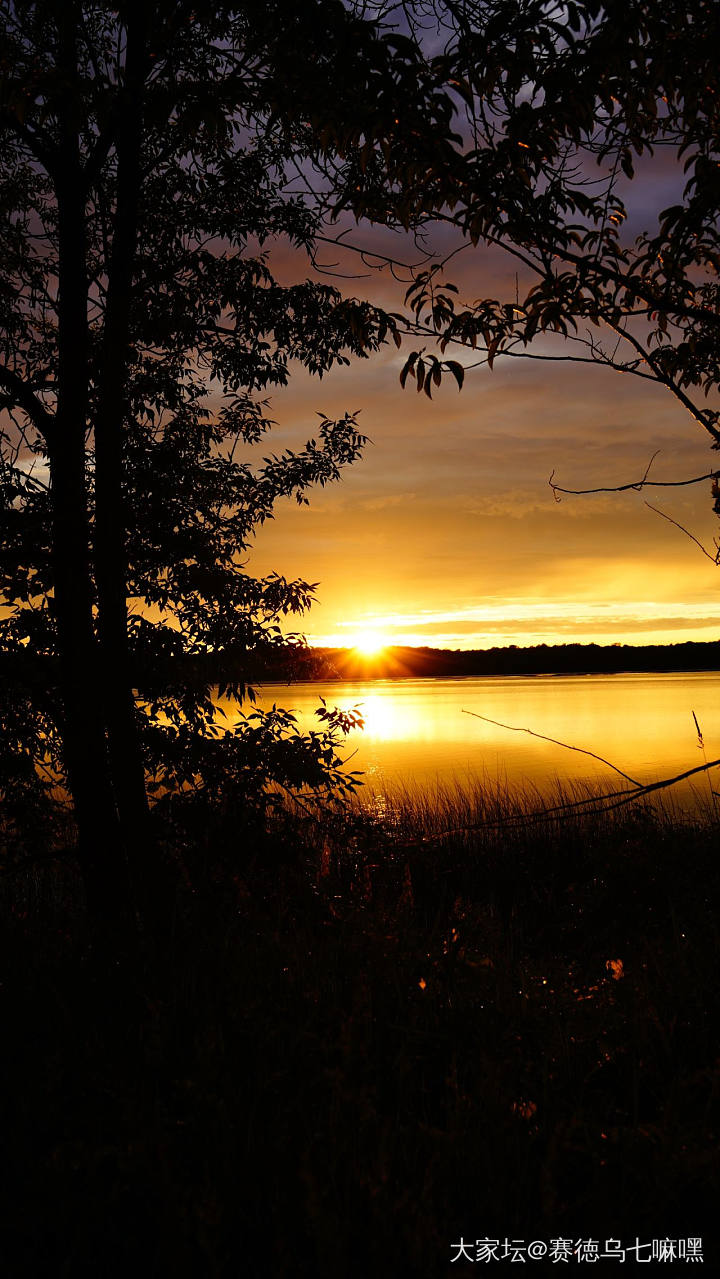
<box><xmin>352</xmin><ymin>629</ymin><xmax>386</xmax><ymax>656</ymax></box>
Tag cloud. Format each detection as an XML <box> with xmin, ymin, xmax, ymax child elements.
<box><xmin>237</xmin><ymin>209</ymin><xmax>720</xmax><ymax>655</ymax></box>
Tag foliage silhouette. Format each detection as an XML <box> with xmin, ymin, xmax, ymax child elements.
<box><xmin>331</xmin><ymin>1</ymin><xmax>720</xmax><ymax>535</ymax></box>
<box><xmin>0</xmin><ymin>0</ymin><xmax>428</xmax><ymax>921</ymax></box>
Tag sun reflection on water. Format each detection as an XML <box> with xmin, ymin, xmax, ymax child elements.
<box><xmin>237</xmin><ymin>671</ymin><xmax>720</xmax><ymax>806</ymax></box>
<box><xmin>352</xmin><ymin>692</ymin><xmax>427</xmax><ymax>742</ymax></box>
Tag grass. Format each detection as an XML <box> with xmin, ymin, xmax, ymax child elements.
<box><xmin>0</xmin><ymin>781</ymin><xmax>718</xmax><ymax>1275</ymax></box>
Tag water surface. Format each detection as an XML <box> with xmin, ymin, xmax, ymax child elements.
<box><xmin>247</xmin><ymin>671</ymin><xmax>720</xmax><ymax>806</ymax></box>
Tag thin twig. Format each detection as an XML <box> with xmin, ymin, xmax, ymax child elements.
<box><xmin>427</xmin><ymin>755</ymin><xmax>720</xmax><ymax>841</ymax></box>
<box><xmin>644</xmin><ymin>502</ymin><xmax>720</xmax><ymax>564</ymax></box>
<box><xmin>461</xmin><ymin>709</ymin><xmax>642</xmax><ymax>785</ymax></box>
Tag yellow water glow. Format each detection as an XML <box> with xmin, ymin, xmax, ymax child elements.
<box><xmin>354</xmin><ymin>692</ymin><xmax>427</xmax><ymax>741</ymax></box>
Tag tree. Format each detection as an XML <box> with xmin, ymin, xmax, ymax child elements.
<box><xmin>331</xmin><ymin>0</ymin><xmax>720</xmax><ymax>543</ymax></box>
<box><xmin>0</xmin><ymin>0</ymin><xmax>428</xmax><ymax>923</ymax></box>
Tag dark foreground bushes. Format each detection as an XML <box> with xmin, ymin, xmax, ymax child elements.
<box><xmin>0</xmin><ymin>786</ymin><xmax>718</xmax><ymax>1276</ymax></box>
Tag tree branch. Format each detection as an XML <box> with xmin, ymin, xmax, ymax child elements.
<box><xmin>0</xmin><ymin>109</ymin><xmax>58</xmax><ymax>178</ymax></box>
<box><xmin>461</xmin><ymin>709</ymin><xmax>642</xmax><ymax>786</ymax></box>
<box><xmin>605</xmin><ymin>320</ymin><xmax>720</xmax><ymax>446</ymax></box>
<box><xmin>428</xmin><ymin>753</ymin><xmax>720</xmax><ymax>838</ymax></box>
<box><xmin>644</xmin><ymin>502</ymin><xmax>720</xmax><ymax>565</ymax></box>
<box><xmin>549</xmin><ymin>461</ymin><xmax>720</xmax><ymax>501</ymax></box>
<box><xmin>0</xmin><ymin>366</ymin><xmax>55</xmax><ymax>441</ymax></box>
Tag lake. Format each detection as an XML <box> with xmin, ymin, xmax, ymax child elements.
<box><xmin>243</xmin><ymin>671</ymin><xmax>720</xmax><ymax>809</ymax></box>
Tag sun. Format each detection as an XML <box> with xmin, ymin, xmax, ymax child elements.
<box><xmin>351</xmin><ymin>629</ymin><xmax>387</xmax><ymax>656</ymax></box>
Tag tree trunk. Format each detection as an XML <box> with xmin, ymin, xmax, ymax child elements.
<box><xmin>53</xmin><ymin>11</ymin><xmax>133</xmax><ymax>930</ymax></box>
<box><xmin>48</xmin><ymin>434</ymin><xmax>131</xmax><ymax>926</ymax></box>
<box><xmin>93</xmin><ymin>8</ymin><xmax>172</xmax><ymax>930</ymax></box>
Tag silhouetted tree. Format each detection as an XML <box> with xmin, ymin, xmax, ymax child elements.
<box><xmin>333</xmin><ymin>0</ymin><xmax>720</xmax><ymax>541</ymax></box>
<box><xmin>0</xmin><ymin>0</ymin><xmax>441</xmax><ymax>922</ymax></box>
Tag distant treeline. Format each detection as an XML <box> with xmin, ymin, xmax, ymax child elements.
<box><xmin>4</xmin><ymin>639</ymin><xmax>719</xmax><ymax>695</ymax></box>
<box><xmin>295</xmin><ymin>640</ymin><xmax>720</xmax><ymax>681</ymax></box>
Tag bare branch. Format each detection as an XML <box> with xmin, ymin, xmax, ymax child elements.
<box><xmin>427</xmin><ymin>755</ymin><xmax>720</xmax><ymax>840</ymax></box>
<box><xmin>605</xmin><ymin>320</ymin><xmax>720</xmax><ymax>447</ymax></box>
<box><xmin>644</xmin><ymin>502</ymin><xmax>720</xmax><ymax>565</ymax></box>
<box><xmin>405</xmin><ymin>694</ymin><xmax>720</xmax><ymax>840</ymax></box>
<box><xmin>549</xmin><ymin>459</ymin><xmax>720</xmax><ymax>502</ymax></box>
<box><xmin>461</xmin><ymin>709</ymin><xmax>642</xmax><ymax>786</ymax></box>
<box><xmin>313</xmin><ymin>231</ymin><xmax>433</xmax><ymax>276</ymax></box>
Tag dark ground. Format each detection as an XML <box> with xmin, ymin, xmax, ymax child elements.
<box><xmin>0</xmin><ymin>794</ymin><xmax>718</xmax><ymax>1276</ymax></box>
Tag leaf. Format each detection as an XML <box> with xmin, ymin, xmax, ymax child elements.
<box><xmin>446</xmin><ymin>361</ymin><xmax>465</xmax><ymax>390</ymax></box>
<box><xmin>399</xmin><ymin>354</ymin><xmax>414</xmax><ymax>388</ymax></box>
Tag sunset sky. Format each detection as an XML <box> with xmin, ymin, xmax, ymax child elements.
<box><xmin>248</xmin><ymin>211</ymin><xmax>720</xmax><ymax>652</ymax></box>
